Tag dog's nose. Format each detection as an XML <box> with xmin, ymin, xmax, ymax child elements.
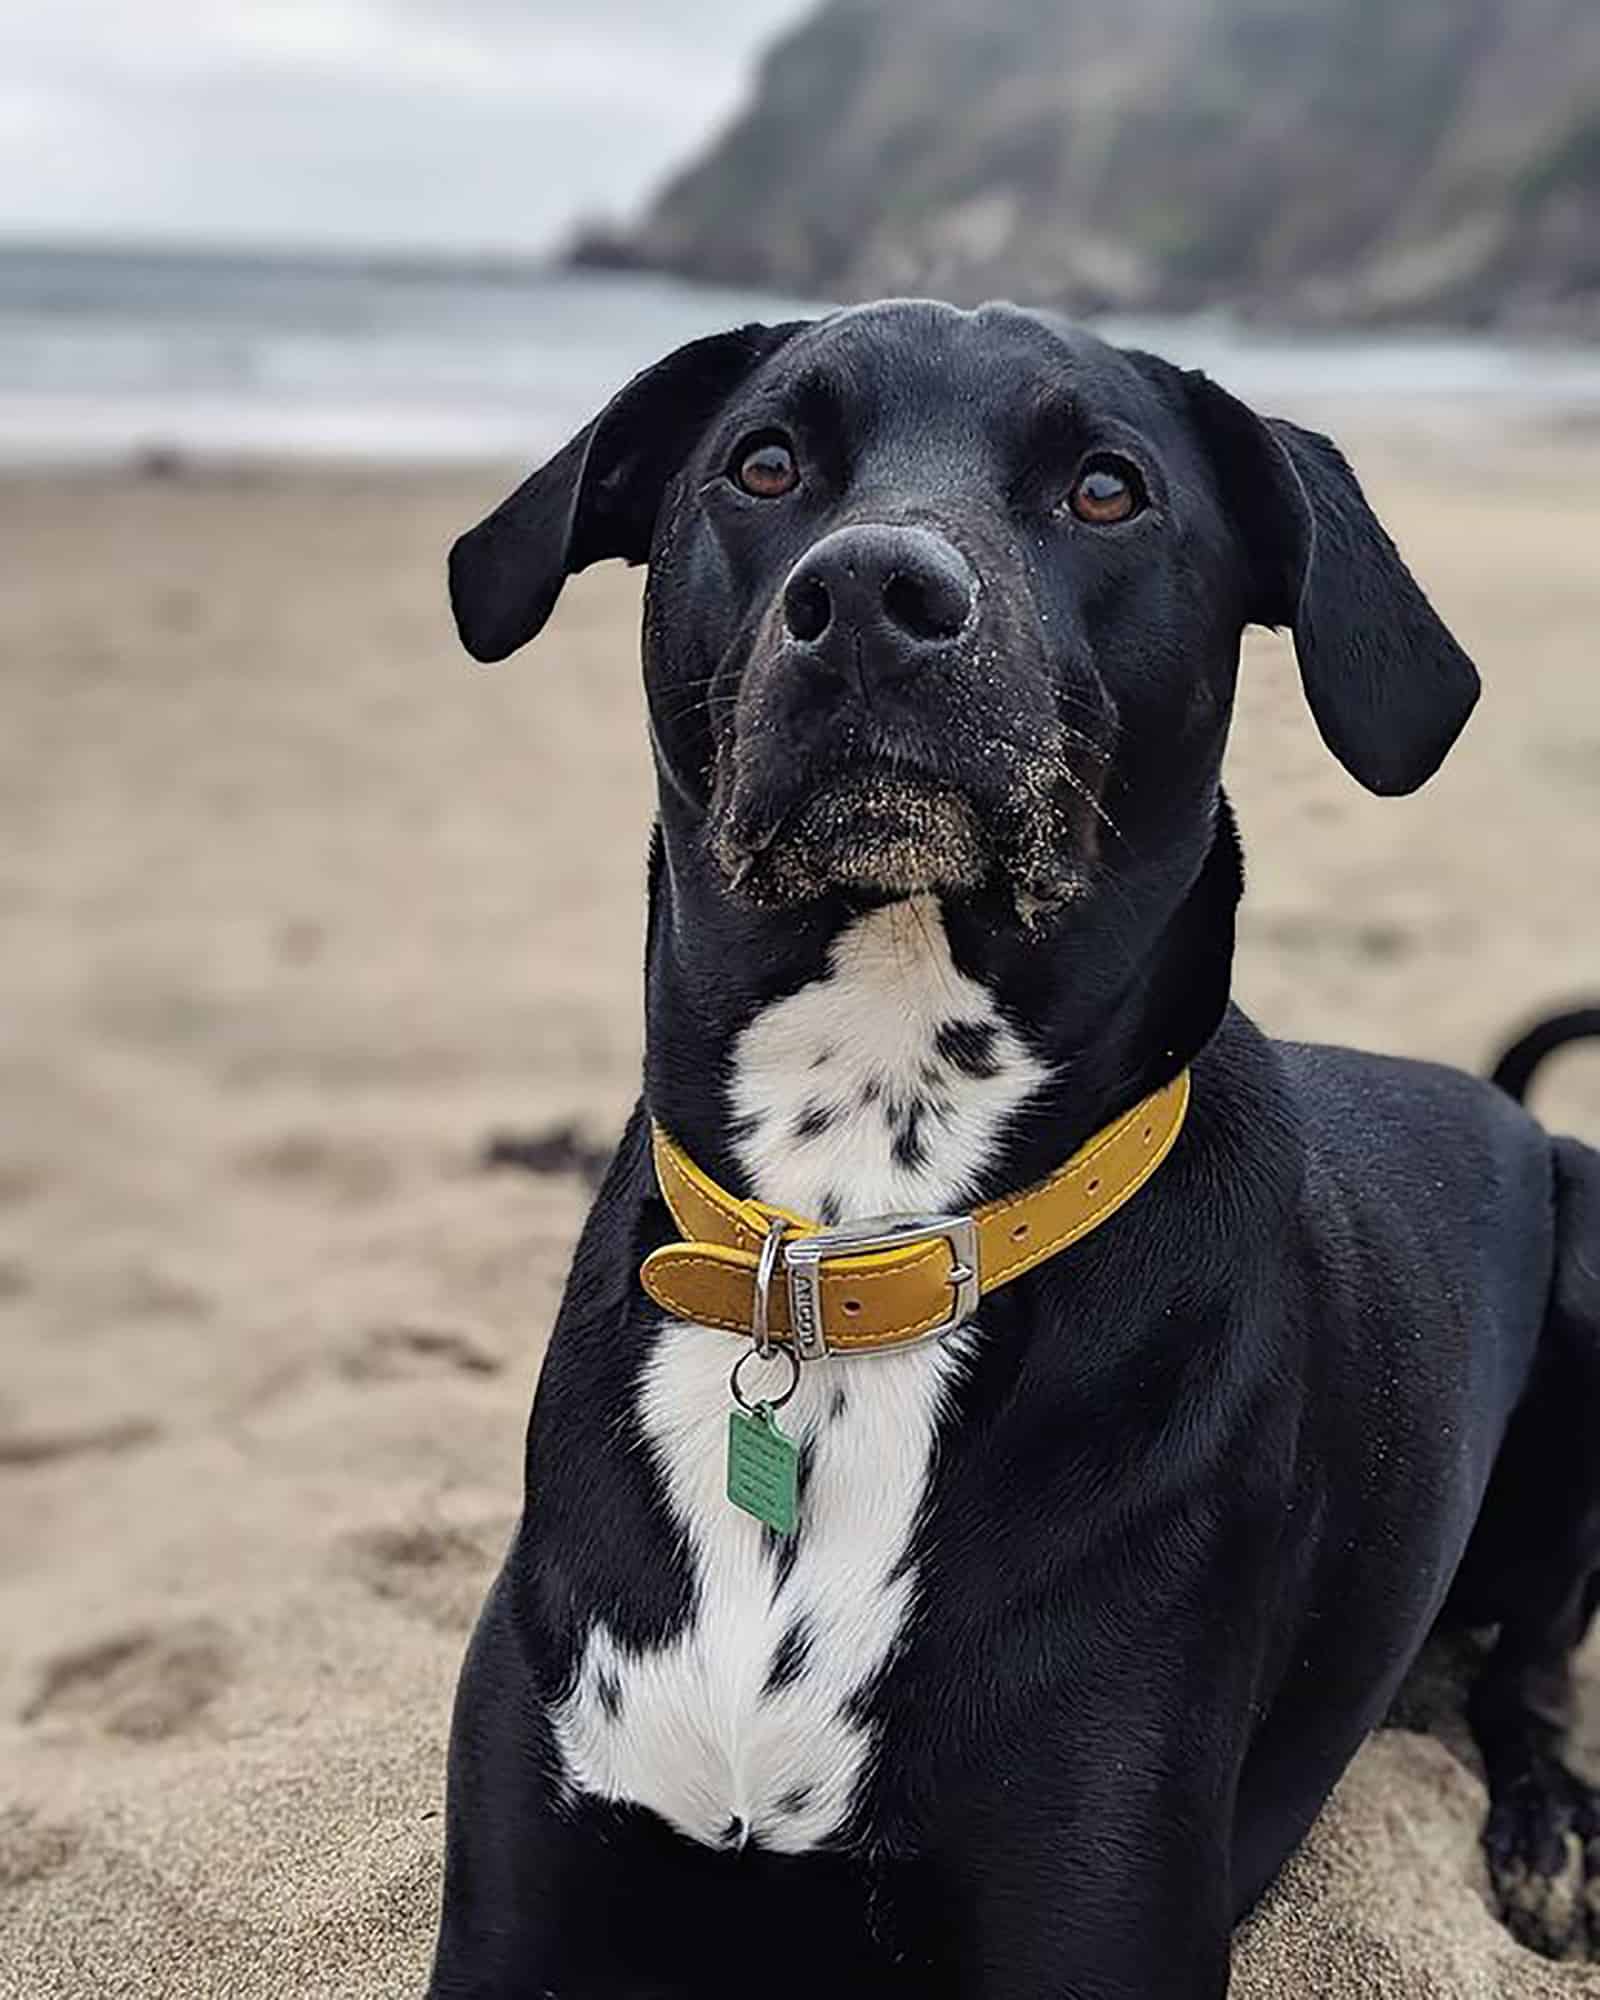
<box><xmin>781</xmin><ymin>525</ymin><xmax>977</xmax><ymax>672</ymax></box>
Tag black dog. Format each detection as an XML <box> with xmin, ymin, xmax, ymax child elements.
<box><xmin>428</xmin><ymin>302</ymin><xmax>1600</xmax><ymax>1998</ymax></box>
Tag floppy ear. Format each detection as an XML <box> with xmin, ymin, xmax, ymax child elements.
<box><xmin>449</xmin><ymin>320</ymin><xmax>809</xmax><ymax>663</ymax></box>
<box><xmin>1186</xmin><ymin>373</ymin><xmax>1480</xmax><ymax>795</ymax></box>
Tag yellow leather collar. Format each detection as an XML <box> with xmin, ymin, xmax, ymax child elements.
<box><xmin>640</xmin><ymin>1070</ymin><xmax>1190</xmax><ymax>1358</ymax></box>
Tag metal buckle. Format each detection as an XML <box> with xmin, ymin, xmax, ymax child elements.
<box><xmin>783</xmin><ymin>1212</ymin><xmax>980</xmax><ymax>1361</ymax></box>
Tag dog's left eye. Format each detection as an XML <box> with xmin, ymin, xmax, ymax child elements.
<box><xmin>731</xmin><ymin>434</ymin><xmax>799</xmax><ymax>499</ymax></box>
<box><xmin>1067</xmin><ymin>456</ymin><xmax>1146</xmax><ymax>526</ymax></box>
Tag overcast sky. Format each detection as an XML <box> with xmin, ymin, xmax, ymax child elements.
<box><xmin>0</xmin><ymin>0</ymin><xmax>814</xmax><ymax>254</ymax></box>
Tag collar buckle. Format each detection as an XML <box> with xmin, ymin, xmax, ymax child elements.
<box><xmin>783</xmin><ymin>1212</ymin><xmax>981</xmax><ymax>1360</ymax></box>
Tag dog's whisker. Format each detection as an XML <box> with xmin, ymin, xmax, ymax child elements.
<box><xmin>1056</xmin><ymin>726</ymin><xmax>1113</xmax><ymax>764</ymax></box>
<box><xmin>1058</xmin><ymin>763</ymin><xmax>1123</xmax><ymax>842</ymax></box>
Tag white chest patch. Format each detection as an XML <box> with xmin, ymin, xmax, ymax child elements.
<box><xmin>552</xmin><ymin>899</ymin><xmax>1051</xmax><ymax>1852</ymax></box>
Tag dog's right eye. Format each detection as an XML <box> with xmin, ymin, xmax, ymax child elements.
<box><xmin>1067</xmin><ymin>455</ymin><xmax>1146</xmax><ymax>526</ymax></box>
<box><xmin>731</xmin><ymin>434</ymin><xmax>799</xmax><ymax>499</ymax></box>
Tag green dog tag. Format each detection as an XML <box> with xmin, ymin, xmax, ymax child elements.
<box><xmin>727</xmin><ymin>1402</ymin><xmax>799</xmax><ymax>1535</ymax></box>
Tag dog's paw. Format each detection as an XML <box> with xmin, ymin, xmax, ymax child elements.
<box><xmin>1484</xmin><ymin>1759</ymin><xmax>1600</xmax><ymax>1961</ymax></box>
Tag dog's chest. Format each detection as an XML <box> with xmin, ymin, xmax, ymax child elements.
<box><xmin>552</xmin><ymin>901</ymin><xmax>1049</xmax><ymax>1853</ymax></box>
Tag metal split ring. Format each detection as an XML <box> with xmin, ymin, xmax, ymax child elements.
<box><xmin>729</xmin><ymin>1341</ymin><xmax>801</xmax><ymax>1413</ymax></box>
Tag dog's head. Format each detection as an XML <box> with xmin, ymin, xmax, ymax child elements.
<box><xmin>450</xmin><ymin>301</ymin><xmax>1478</xmax><ymax>925</ymax></box>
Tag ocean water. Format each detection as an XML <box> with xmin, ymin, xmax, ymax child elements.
<box><xmin>3</xmin><ymin>243</ymin><xmax>1600</xmax><ymax>464</ymax></box>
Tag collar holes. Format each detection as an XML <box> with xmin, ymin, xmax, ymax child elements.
<box><xmin>1010</xmin><ymin>1222</ymin><xmax>1030</xmax><ymax>1243</ymax></box>
<box><xmin>842</xmin><ymin>1298</ymin><xmax>861</xmax><ymax>1315</ymax></box>
<box><xmin>1086</xmin><ymin>1177</ymin><xmax>1102</xmax><ymax>1196</ymax></box>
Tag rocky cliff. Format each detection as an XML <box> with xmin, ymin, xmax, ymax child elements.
<box><xmin>582</xmin><ymin>0</ymin><xmax>1600</xmax><ymax>328</ymax></box>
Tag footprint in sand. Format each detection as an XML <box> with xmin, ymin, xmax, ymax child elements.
<box><xmin>0</xmin><ymin>1162</ymin><xmax>45</xmax><ymax>1209</ymax></box>
<box><xmin>1536</xmin><ymin>734</ymin><xmax>1600</xmax><ymax>788</ymax></box>
<box><xmin>114</xmin><ymin>1261</ymin><xmax>211</xmax><ymax>1320</ymax></box>
<box><xmin>235</xmin><ymin>1130</ymin><xmax>395</xmax><ymax>1204</ymax></box>
<box><xmin>0</xmin><ymin>1416</ymin><xmax>161</xmax><ymax>1469</ymax></box>
<box><xmin>338</xmin><ymin>1323</ymin><xmax>504</xmax><ymax>1383</ymax></box>
<box><xmin>343</xmin><ymin>1522</ymin><xmax>497</xmax><ymax>1632</ymax></box>
<box><xmin>21</xmin><ymin>1621</ymin><xmax>233</xmax><ymax>1741</ymax></box>
<box><xmin>0</xmin><ymin>1806</ymin><xmax>82</xmax><ymax>1890</ymax></box>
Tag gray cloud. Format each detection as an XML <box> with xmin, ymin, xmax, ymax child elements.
<box><xmin>0</xmin><ymin>0</ymin><xmax>813</xmax><ymax>251</ymax></box>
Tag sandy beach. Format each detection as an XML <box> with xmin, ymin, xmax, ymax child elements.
<box><xmin>3</xmin><ymin>416</ymin><xmax>1599</xmax><ymax>1998</ymax></box>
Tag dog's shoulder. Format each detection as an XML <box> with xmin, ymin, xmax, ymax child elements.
<box><xmin>540</xmin><ymin>1100</ymin><xmax>662</xmax><ymax>1355</ymax></box>
<box><xmin>1265</xmin><ymin>1035</ymin><xmax>1556</xmax><ymax>1290</ymax></box>
<box><xmin>1273</xmin><ymin>1036</ymin><xmax>1545</xmax><ymax>1162</ymax></box>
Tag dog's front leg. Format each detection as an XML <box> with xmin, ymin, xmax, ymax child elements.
<box><xmin>427</xmin><ymin>1570</ymin><xmax>581</xmax><ymax>1999</ymax></box>
<box><xmin>936</xmin><ymin>1754</ymin><xmax>1234</xmax><ymax>2000</ymax></box>
<box><xmin>959</xmin><ymin>1860</ymin><xmax>1231</xmax><ymax>2000</ymax></box>
<box><xmin>960</xmin><ymin>1875</ymin><xmax>1231</xmax><ymax>2000</ymax></box>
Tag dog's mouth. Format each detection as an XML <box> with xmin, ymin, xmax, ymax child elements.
<box><xmin>717</xmin><ymin>768</ymin><xmax>989</xmax><ymax>908</ymax></box>
<box><xmin>710</xmin><ymin>750</ymin><xmax>1104</xmax><ymax>921</ymax></box>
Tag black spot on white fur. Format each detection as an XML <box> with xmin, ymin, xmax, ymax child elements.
<box><xmin>764</xmin><ymin>1617</ymin><xmax>814</xmax><ymax>1695</ymax></box>
<box><xmin>838</xmin><ymin>1686</ymin><xmax>876</xmax><ymax>1730</ymax></box>
<box><xmin>935</xmin><ymin>1018</ymin><xmax>1002</xmax><ymax>1079</ymax></box>
<box><xmin>596</xmin><ymin>1669</ymin><xmax>623</xmax><ymax>1720</ymax></box>
<box><xmin>794</xmin><ymin>1101</ymin><xmax>837</xmax><ymax>1141</ymax></box>
<box><xmin>891</xmin><ymin>1104</ymin><xmax>929</xmax><ymax>1171</ymax></box>
<box><xmin>767</xmin><ymin>1522</ymin><xmax>802</xmax><ymax>1596</ymax></box>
